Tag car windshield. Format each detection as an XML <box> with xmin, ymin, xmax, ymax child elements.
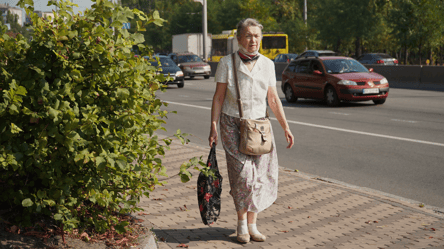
<box><xmin>375</xmin><ymin>53</ymin><xmax>392</xmax><ymax>59</ymax></box>
<box><xmin>146</xmin><ymin>57</ymin><xmax>176</xmax><ymax>67</ymax></box>
<box><xmin>323</xmin><ymin>59</ymin><xmax>368</xmax><ymax>74</ymax></box>
<box><xmin>178</xmin><ymin>55</ymin><xmax>203</xmax><ymax>63</ymax></box>
<box><xmin>319</xmin><ymin>52</ymin><xmax>336</xmax><ymax>56</ymax></box>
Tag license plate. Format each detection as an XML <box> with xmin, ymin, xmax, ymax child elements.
<box><xmin>194</xmin><ymin>70</ymin><xmax>204</xmax><ymax>74</ymax></box>
<box><xmin>363</xmin><ymin>88</ymin><xmax>379</xmax><ymax>94</ymax></box>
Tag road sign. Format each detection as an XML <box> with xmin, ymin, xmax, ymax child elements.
<box><xmin>122</xmin><ymin>23</ymin><xmax>131</xmax><ymax>29</ymax></box>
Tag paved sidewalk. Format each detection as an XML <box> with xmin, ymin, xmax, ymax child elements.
<box><xmin>136</xmin><ymin>136</ymin><xmax>444</xmax><ymax>249</ymax></box>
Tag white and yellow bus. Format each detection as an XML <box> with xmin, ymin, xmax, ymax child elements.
<box><xmin>210</xmin><ymin>30</ymin><xmax>288</xmax><ymax>61</ymax></box>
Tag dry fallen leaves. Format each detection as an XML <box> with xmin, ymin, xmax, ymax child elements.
<box><xmin>280</xmin><ymin>230</ymin><xmax>289</xmax><ymax>233</ymax></box>
<box><xmin>177</xmin><ymin>244</ymin><xmax>189</xmax><ymax>248</ymax></box>
<box><xmin>10</xmin><ymin>225</ymin><xmax>18</xmax><ymax>233</ymax></box>
<box><xmin>364</xmin><ymin>220</ymin><xmax>379</xmax><ymax>224</ymax></box>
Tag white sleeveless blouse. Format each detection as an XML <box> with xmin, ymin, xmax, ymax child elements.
<box><xmin>214</xmin><ymin>53</ymin><xmax>276</xmax><ymax>120</ymax></box>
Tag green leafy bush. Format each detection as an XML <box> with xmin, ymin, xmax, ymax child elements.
<box><xmin>0</xmin><ymin>0</ymin><xmax>202</xmax><ymax>232</ymax></box>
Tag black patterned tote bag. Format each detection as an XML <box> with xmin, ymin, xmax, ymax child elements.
<box><xmin>197</xmin><ymin>143</ymin><xmax>223</xmax><ymax>225</ymax></box>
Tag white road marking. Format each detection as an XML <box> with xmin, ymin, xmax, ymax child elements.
<box><xmin>329</xmin><ymin>112</ymin><xmax>350</xmax><ymax>116</ymax></box>
<box><xmin>391</xmin><ymin>119</ymin><xmax>418</xmax><ymax>124</ymax></box>
<box><xmin>165</xmin><ymin>101</ymin><xmax>444</xmax><ymax>147</ymax></box>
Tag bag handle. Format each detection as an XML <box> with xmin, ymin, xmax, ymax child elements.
<box><xmin>231</xmin><ymin>53</ymin><xmax>269</xmax><ymax>119</ymax></box>
<box><xmin>208</xmin><ymin>142</ymin><xmax>217</xmax><ymax>170</ymax></box>
<box><xmin>231</xmin><ymin>53</ymin><xmax>244</xmax><ymax>119</ymax></box>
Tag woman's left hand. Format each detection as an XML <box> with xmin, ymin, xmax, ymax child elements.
<box><xmin>284</xmin><ymin>129</ymin><xmax>294</xmax><ymax>149</ymax></box>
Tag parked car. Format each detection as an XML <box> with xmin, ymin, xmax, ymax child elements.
<box><xmin>169</xmin><ymin>52</ymin><xmax>211</xmax><ymax>79</ymax></box>
<box><xmin>357</xmin><ymin>53</ymin><xmax>398</xmax><ymax>65</ymax></box>
<box><xmin>273</xmin><ymin>53</ymin><xmax>298</xmax><ymax>63</ymax></box>
<box><xmin>281</xmin><ymin>56</ymin><xmax>389</xmax><ymax>106</ymax></box>
<box><xmin>296</xmin><ymin>50</ymin><xmax>337</xmax><ymax>59</ymax></box>
<box><xmin>144</xmin><ymin>55</ymin><xmax>185</xmax><ymax>88</ymax></box>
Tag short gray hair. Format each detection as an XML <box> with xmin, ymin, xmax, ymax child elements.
<box><xmin>236</xmin><ymin>18</ymin><xmax>263</xmax><ymax>38</ymax></box>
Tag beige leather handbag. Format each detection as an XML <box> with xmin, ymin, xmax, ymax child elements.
<box><xmin>231</xmin><ymin>53</ymin><xmax>273</xmax><ymax>156</ymax></box>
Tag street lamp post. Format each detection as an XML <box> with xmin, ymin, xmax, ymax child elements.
<box><xmin>194</xmin><ymin>0</ymin><xmax>207</xmax><ymax>61</ymax></box>
<box><xmin>304</xmin><ymin>0</ymin><xmax>307</xmax><ymax>50</ymax></box>
<box><xmin>203</xmin><ymin>0</ymin><xmax>207</xmax><ymax>61</ymax></box>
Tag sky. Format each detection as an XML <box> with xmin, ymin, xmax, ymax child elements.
<box><xmin>1</xmin><ymin>0</ymin><xmax>94</xmax><ymax>13</ymax></box>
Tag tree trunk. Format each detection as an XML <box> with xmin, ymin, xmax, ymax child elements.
<box><xmin>335</xmin><ymin>38</ymin><xmax>341</xmax><ymax>54</ymax></box>
<box><xmin>428</xmin><ymin>48</ymin><xmax>433</xmax><ymax>65</ymax></box>
<box><xmin>418</xmin><ymin>41</ymin><xmax>422</xmax><ymax>65</ymax></box>
<box><xmin>355</xmin><ymin>36</ymin><xmax>362</xmax><ymax>58</ymax></box>
<box><xmin>439</xmin><ymin>46</ymin><xmax>444</xmax><ymax>66</ymax></box>
<box><xmin>404</xmin><ymin>45</ymin><xmax>408</xmax><ymax>65</ymax></box>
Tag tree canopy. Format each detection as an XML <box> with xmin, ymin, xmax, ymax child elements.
<box><xmin>122</xmin><ymin>0</ymin><xmax>444</xmax><ymax>64</ymax></box>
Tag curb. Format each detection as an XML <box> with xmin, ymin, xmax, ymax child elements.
<box><xmin>138</xmin><ymin>231</ymin><xmax>158</xmax><ymax>249</ymax></box>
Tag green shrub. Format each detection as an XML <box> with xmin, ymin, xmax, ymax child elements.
<box><xmin>0</xmin><ymin>0</ymin><xmax>203</xmax><ymax>233</ymax></box>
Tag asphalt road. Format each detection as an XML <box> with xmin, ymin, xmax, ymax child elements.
<box><xmin>155</xmin><ymin>77</ymin><xmax>444</xmax><ymax>210</ymax></box>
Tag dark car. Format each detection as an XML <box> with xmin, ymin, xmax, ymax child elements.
<box><xmin>273</xmin><ymin>53</ymin><xmax>298</xmax><ymax>63</ymax></box>
<box><xmin>169</xmin><ymin>52</ymin><xmax>211</xmax><ymax>79</ymax></box>
<box><xmin>357</xmin><ymin>53</ymin><xmax>398</xmax><ymax>65</ymax></box>
<box><xmin>296</xmin><ymin>50</ymin><xmax>337</xmax><ymax>59</ymax></box>
<box><xmin>145</xmin><ymin>55</ymin><xmax>185</xmax><ymax>88</ymax></box>
<box><xmin>281</xmin><ymin>56</ymin><xmax>389</xmax><ymax>106</ymax></box>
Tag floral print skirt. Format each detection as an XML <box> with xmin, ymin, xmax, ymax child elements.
<box><xmin>220</xmin><ymin>113</ymin><xmax>278</xmax><ymax>213</ymax></box>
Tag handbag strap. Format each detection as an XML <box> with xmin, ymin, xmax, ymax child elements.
<box><xmin>231</xmin><ymin>53</ymin><xmax>269</xmax><ymax>119</ymax></box>
<box><xmin>231</xmin><ymin>53</ymin><xmax>244</xmax><ymax>119</ymax></box>
<box><xmin>209</xmin><ymin>142</ymin><xmax>218</xmax><ymax>170</ymax></box>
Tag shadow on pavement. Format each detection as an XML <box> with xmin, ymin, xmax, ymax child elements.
<box><xmin>153</xmin><ymin>227</ymin><xmax>237</xmax><ymax>244</ymax></box>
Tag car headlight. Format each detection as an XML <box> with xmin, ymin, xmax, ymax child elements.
<box><xmin>176</xmin><ymin>71</ymin><xmax>184</xmax><ymax>77</ymax></box>
<box><xmin>183</xmin><ymin>66</ymin><xmax>191</xmax><ymax>70</ymax></box>
<box><xmin>204</xmin><ymin>65</ymin><xmax>211</xmax><ymax>70</ymax></box>
<box><xmin>380</xmin><ymin>78</ymin><xmax>388</xmax><ymax>84</ymax></box>
<box><xmin>337</xmin><ymin>80</ymin><xmax>357</xmax><ymax>85</ymax></box>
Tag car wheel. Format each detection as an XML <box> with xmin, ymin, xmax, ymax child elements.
<box><xmin>204</xmin><ymin>75</ymin><xmax>210</xmax><ymax>79</ymax></box>
<box><xmin>324</xmin><ymin>86</ymin><xmax>340</xmax><ymax>107</ymax></box>
<box><xmin>373</xmin><ymin>99</ymin><xmax>386</xmax><ymax>105</ymax></box>
<box><xmin>177</xmin><ymin>81</ymin><xmax>184</xmax><ymax>88</ymax></box>
<box><xmin>284</xmin><ymin>84</ymin><xmax>298</xmax><ymax>103</ymax></box>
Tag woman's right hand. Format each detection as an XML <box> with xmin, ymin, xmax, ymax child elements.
<box><xmin>209</xmin><ymin>125</ymin><xmax>218</xmax><ymax>147</ymax></box>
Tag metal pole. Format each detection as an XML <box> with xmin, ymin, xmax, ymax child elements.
<box><xmin>202</xmin><ymin>0</ymin><xmax>207</xmax><ymax>61</ymax></box>
<box><xmin>304</xmin><ymin>0</ymin><xmax>307</xmax><ymax>50</ymax></box>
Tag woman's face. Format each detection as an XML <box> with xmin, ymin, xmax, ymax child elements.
<box><xmin>238</xmin><ymin>26</ymin><xmax>262</xmax><ymax>53</ymax></box>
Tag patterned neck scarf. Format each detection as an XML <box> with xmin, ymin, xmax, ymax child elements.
<box><xmin>237</xmin><ymin>50</ymin><xmax>259</xmax><ymax>63</ymax></box>
<box><xmin>237</xmin><ymin>43</ymin><xmax>260</xmax><ymax>63</ymax></box>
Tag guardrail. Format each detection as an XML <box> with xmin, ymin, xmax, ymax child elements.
<box><xmin>208</xmin><ymin>61</ymin><xmax>444</xmax><ymax>91</ymax></box>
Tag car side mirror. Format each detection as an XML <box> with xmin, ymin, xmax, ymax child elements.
<box><xmin>369</xmin><ymin>68</ymin><xmax>374</xmax><ymax>72</ymax></box>
<box><xmin>313</xmin><ymin>70</ymin><xmax>323</xmax><ymax>75</ymax></box>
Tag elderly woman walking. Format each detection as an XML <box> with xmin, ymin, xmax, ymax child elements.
<box><xmin>208</xmin><ymin>18</ymin><xmax>294</xmax><ymax>243</ymax></box>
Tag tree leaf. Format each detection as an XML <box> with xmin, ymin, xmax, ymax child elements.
<box><xmin>22</xmin><ymin>198</ymin><xmax>33</xmax><ymax>207</ymax></box>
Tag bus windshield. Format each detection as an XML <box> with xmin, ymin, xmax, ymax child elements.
<box><xmin>262</xmin><ymin>36</ymin><xmax>286</xmax><ymax>49</ymax></box>
<box><xmin>212</xmin><ymin>39</ymin><xmax>228</xmax><ymax>57</ymax></box>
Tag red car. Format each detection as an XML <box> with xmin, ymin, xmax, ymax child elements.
<box><xmin>281</xmin><ymin>56</ymin><xmax>389</xmax><ymax>106</ymax></box>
